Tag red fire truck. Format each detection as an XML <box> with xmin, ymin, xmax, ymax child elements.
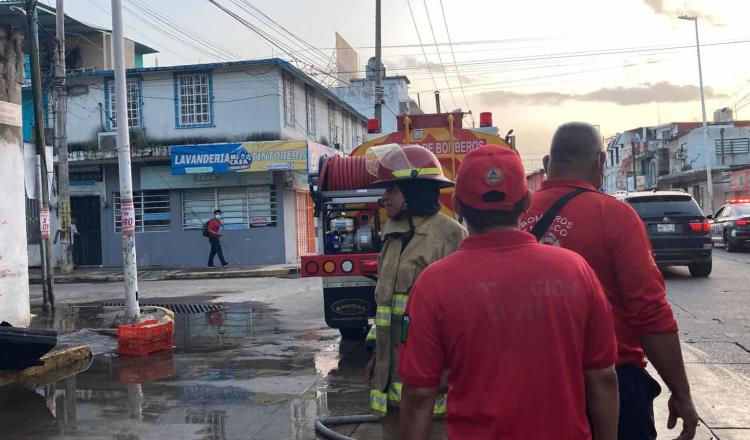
<box><xmin>301</xmin><ymin>112</ymin><xmax>512</xmax><ymax>338</ymax></box>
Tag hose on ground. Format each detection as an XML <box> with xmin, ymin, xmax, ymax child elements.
<box><xmin>315</xmin><ymin>414</ymin><xmax>381</xmax><ymax>440</ymax></box>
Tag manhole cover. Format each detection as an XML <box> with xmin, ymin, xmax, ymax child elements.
<box><xmin>102</xmin><ymin>302</ymin><xmax>226</xmax><ymax>314</ymax></box>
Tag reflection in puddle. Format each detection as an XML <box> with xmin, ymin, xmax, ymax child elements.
<box><xmin>1</xmin><ymin>300</ymin><xmax>374</xmax><ymax>439</ymax></box>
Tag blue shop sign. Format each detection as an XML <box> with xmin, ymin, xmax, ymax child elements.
<box><xmin>171</xmin><ymin>143</ymin><xmax>252</xmax><ymax>175</ymax></box>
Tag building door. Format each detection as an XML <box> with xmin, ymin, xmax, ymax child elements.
<box><xmin>71</xmin><ymin>196</ymin><xmax>102</xmax><ymax>266</ymax></box>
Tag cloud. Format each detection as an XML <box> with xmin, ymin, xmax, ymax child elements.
<box><xmin>389</xmin><ymin>55</ymin><xmax>446</xmax><ymax>73</ymax></box>
<box><xmin>477</xmin><ymin>82</ymin><xmax>726</xmax><ymax>106</ymax></box>
<box><xmin>642</xmin><ymin>0</ymin><xmax>721</xmax><ymax>25</ymax></box>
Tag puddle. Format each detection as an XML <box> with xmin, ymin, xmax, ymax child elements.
<box><xmin>3</xmin><ymin>300</ymin><xmax>372</xmax><ymax>439</ymax></box>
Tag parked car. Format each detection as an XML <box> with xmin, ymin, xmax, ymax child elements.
<box><xmin>709</xmin><ymin>198</ymin><xmax>750</xmax><ymax>252</ymax></box>
<box><xmin>614</xmin><ymin>190</ymin><xmax>712</xmax><ymax>277</ymax></box>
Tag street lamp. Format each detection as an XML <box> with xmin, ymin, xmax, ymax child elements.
<box><xmin>678</xmin><ymin>15</ymin><xmax>714</xmax><ymax>215</ymax></box>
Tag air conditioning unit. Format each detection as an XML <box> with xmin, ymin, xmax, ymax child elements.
<box><xmin>98</xmin><ymin>132</ymin><xmax>118</xmax><ymax>151</ymax></box>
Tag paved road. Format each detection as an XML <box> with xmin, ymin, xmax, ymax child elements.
<box><xmin>11</xmin><ymin>249</ymin><xmax>750</xmax><ymax>439</ymax></box>
<box><xmin>655</xmin><ymin>248</ymin><xmax>750</xmax><ymax>439</ymax></box>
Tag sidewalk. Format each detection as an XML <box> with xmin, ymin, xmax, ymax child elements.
<box><xmin>28</xmin><ymin>264</ymin><xmax>299</xmax><ymax>284</ymax></box>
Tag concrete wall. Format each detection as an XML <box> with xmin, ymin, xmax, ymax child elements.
<box><xmin>66</xmin><ymin>33</ymin><xmax>138</xmax><ymax>71</ymax></box>
<box><xmin>98</xmin><ymin>164</ymin><xmax>288</xmax><ymax>267</ymax></box>
<box><xmin>0</xmin><ymin>27</ymin><xmax>30</xmax><ymax>327</ymax></box>
<box><xmin>66</xmin><ymin>64</ymin><xmax>285</xmax><ymax>146</ymax></box>
<box><xmin>281</xmin><ymin>75</ymin><xmax>366</xmax><ymax>153</ymax></box>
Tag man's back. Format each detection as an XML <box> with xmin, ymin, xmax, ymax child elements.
<box><xmin>522</xmin><ymin>179</ymin><xmax>677</xmax><ymax>366</ymax></box>
<box><xmin>400</xmin><ymin>229</ymin><xmax>616</xmax><ymax>440</ymax></box>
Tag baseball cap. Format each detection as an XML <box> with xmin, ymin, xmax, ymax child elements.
<box><xmin>454</xmin><ymin>145</ymin><xmax>528</xmax><ymax>211</ymax></box>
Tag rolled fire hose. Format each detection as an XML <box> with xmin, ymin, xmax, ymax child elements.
<box><xmin>315</xmin><ymin>414</ymin><xmax>381</xmax><ymax>440</ymax></box>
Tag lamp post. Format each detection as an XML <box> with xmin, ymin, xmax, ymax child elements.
<box><xmin>679</xmin><ymin>15</ymin><xmax>714</xmax><ymax>215</ymax></box>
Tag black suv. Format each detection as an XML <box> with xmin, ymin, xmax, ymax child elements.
<box><xmin>709</xmin><ymin>199</ymin><xmax>750</xmax><ymax>252</ymax></box>
<box><xmin>615</xmin><ymin>191</ymin><xmax>712</xmax><ymax>277</ymax></box>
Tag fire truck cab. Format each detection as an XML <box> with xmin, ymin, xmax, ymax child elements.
<box><xmin>301</xmin><ymin>112</ymin><xmax>512</xmax><ymax>338</ymax></box>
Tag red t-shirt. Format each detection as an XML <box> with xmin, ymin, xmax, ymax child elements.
<box><xmin>207</xmin><ymin>218</ymin><xmax>222</xmax><ymax>236</ymax></box>
<box><xmin>399</xmin><ymin>229</ymin><xmax>616</xmax><ymax>440</ymax></box>
<box><xmin>522</xmin><ymin>179</ymin><xmax>678</xmax><ymax>367</ymax></box>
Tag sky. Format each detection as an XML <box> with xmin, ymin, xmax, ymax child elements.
<box><xmin>49</xmin><ymin>0</ymin><xmax>750</xmax><ymax>163</ymax></box>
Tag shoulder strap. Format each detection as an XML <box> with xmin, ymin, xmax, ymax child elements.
<box><xmin>531</xmin><ymin>188</ymin><xmax>591</xmax><ymax>242</ymax></box>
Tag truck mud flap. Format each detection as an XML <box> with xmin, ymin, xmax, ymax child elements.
<box><xmin>323</xmin><ymin>286</ymin><xmax>376</xmax><ymax>329</ymax></box>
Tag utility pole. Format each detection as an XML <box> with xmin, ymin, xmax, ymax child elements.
<box><xmin>679</xmin><ymin>15</ymin><xmax>714</xmax><ymax>214</ymax></box>
<box><xmin>55</xmin><ymin>0</ymin><xmax>72</xmax><ymax>273</ymax></box>
<box><xmin>112</xmin><ymin>0</ymin><xmax>140</xmax><ymax>321</ymax></box>
<box><xmin>373</xmin><ymin>0</ymin><xmax>383</xmax><ymax>130</ymax></box>
<box><xmin>26</xmin><ymin>1</ymin><xmax>55</xmax><ymax>311</ymax></box>
<box><xmin>631</xmin><ymin>141</ymin><xmax>637</xmax><ymax>191</ymax></box>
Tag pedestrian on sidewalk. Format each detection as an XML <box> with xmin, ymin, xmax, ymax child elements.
<box><xmin>54</xmin><ymin>214</ymin><xmax>79</xmax><ymax>268</ymax></box>
<box><xmin>399</xmin><ymin>145</ymin><xmax>619</xmax><ymax>440</ymax></box>
<box><xmin>522</xmin><ymin>122</ymin><xmax>699</xmax><ymax>440</ymax></box>
<box><xmin>363</xmin><ymin>144</ymin><xmax>466</xmax><ymax>440</ymax></box>
<box><xmin>207</xmin><ymin>209</ymin><xmax>229</xmax><ymax>268</ymax></box>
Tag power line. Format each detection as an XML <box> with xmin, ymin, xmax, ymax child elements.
<box><xmin>438</xmin><ymin>0</ymin><xmax>471</xmax><ymax>117</ymax></box>
<box><xmin>83</xmin><ymin>0</ymin><xmax>193</xmax><ymax>63</ymax></box>
<box><xmin>422</xmin><ymin>0</ymin><xmax>457</xmax><ymax>110</ymax></box>
<box><xmin>205</xmin><ymin>0</ymin><xmax>345</xmax><ymax>85</ymax></box>
<box><xmin>406</xmin><ymin>0</ymin><xmax>439</xmax><ymax>96</ymax></box>
<box><xmin>126</xmin><ymin>0</ymin><xmax>241</xmax><ymax>61</ymax></box>
<box><xmin>121</xmin><ymin>1</ymin><xmax>234</xmax><ymax>62</ymax></box>
<box><xmin>332</xmin><ymin>38</ymin><xmax>750</xmax><ymax>75</ymax></box>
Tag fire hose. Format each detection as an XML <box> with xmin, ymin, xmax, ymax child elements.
<box><xmin>320</xmin><ymin>155</ymin><xmax>376</xmax><ymax>191</ymax></box>
<box><xmin>315</xmin><ymin>414</ymin><xmax>381</xmax><ymax>440</ymax></box>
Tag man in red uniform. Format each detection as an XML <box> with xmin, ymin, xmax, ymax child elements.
<box><xmin>207</xmin><ymin>209</ymin><xmax>228</xmax><ymax>267</ymax></box>
<box><xmin>522</xmin><ymin>122</ymin><xmax>699</xmax><ymax>440</ymax></box>
<box><xmin>399</xmin><ymin>145</ymin><xmax>619</xmax><ymax>440</ymax></box>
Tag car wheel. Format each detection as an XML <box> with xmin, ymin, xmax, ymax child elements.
<box><xmin>339</xmin><ymin>327</ymin><xmax>366</xmax><ymax>340</ymax></box>
<box><xmin>689</xmin><ymin>261</ymin><xmax>712</xmax><ymax>278</ymax></box>
<box><xmin>725</xmin><ymin>234</ymin><xmax>739</xmax><ymax>252</ymax></box>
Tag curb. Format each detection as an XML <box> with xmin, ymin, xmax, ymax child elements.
<box><xmin>0</xmin><ymin>345</ymin><xmax>93</xmax><ymax>389</ymax></box>
<box><xmin>29</xmin><ymin>267</ymin><xmax>298</xmax><ymax>284</ymax></box>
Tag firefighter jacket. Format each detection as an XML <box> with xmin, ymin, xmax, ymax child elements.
<box><xmin>369</xmin><ymin>212</ymin><xmax>467</xmax><ymax>414</ymax></box>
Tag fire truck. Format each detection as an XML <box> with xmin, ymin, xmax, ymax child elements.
<box><xmin>301</xmin><ymin>112</ymin><xmax>512</xmax><ymax>338</ymax></box>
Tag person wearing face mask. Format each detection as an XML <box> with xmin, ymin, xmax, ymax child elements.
<box><xmin>207</xmin><ymin>209</ymin><xmax>229</xmax><ymax>267</ymax></box>
<box><xmin>363</xmin><ymin>144</ymin><xmax>467</xmax><ymax>440</ymax></box>
<box><xmin>521</xmin><ymin>122</ymin><xmax>699</xmax><ymax>440</ymax></box>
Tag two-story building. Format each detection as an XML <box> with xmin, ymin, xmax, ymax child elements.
<box><xmin>60</xmin><ymin>58</ymin><xmax>367</xmax><ymax>267</ymax></box>
<box><xmin>605</xmin><ymin>117</ymin><xmax>750</xmax><ymax>213</ymax></box>
<box><xmin>330</xmin><ymin>62</ymin><xmax>422</xmax><ymax>139</ymax></box>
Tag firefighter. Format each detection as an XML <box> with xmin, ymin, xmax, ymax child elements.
<box><xmin>363</xmin><ymin>144</ymin><xmax>467</xmax><ymax>440</ymax></box>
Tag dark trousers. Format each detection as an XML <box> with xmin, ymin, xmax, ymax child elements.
<box><xmin>616</xmin><ymin>364</ymin><xmax>662</xmax><ymax>440</ymax></box>
<box><xmin>207</xmin><ymin>236</ymin><xmax>226</xmax><ymax>266</ymax></box>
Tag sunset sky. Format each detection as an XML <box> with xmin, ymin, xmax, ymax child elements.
<box><xmin>53</xmin><ymin>0</ymin><xmax>750</xmax><ymax>165</ymax></box>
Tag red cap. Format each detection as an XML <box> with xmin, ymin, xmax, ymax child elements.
<box><xmin>455</xmin><ymin>145</ymin><xmax>528</xmax><ymax>211</ymax></box>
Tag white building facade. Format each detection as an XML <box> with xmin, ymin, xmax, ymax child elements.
<box><xmin>54</xmin><ymin>59</ymin><xmax>366</xmax><ymax>267</ymax></box>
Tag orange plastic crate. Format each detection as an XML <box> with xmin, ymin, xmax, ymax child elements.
<box><xmin>118</xmin><ymin>319</ymin><xmax>174</xmax><ymax>357</ymax></box>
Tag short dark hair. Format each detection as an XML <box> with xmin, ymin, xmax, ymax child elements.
<box><xmin>213</xmin><ymin>209</ymin><xmax>222</xmax><ymax>215</ymax></box>
<box><xmin>459</xmin><ymin>199</ymin><xmax>526</xmax><ymax>230</ymax></box>
<box><xmin>549</xmin><ymin>122</ymin><xmax>602</xmax><ymax>163</ymax></box>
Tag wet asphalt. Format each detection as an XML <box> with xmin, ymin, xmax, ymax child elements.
<box><xmin>4</xmin><ymin>247</ymin><xmax>750</xmax><ymax>440</ymax></box>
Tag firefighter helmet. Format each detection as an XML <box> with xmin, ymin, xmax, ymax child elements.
<box><xmin>365</xmin><ymin>144</ymin><xmax>454</xmax><ymax>188</ymax></box>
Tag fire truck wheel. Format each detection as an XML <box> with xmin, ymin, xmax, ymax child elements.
<box><xmin>339</xmin><ymin>327</ymin><xmax>366</xmax><ymax>340</ymax></box>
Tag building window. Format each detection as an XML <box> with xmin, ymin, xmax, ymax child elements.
<box><xmin>113</xmin><ymin>190</ymin><xmax>171</xmax><ymax>232</ymax></box>
<box><xmin>182</xmin><ymin>186</ymin><xmax>277</xmax><ymax>230</ymax></box>
<box><xmin>305</xmin><ymin>85</ymin><xmax>316</xmax><ymax>137</ymax></box>
<box><xmin>174</xmin><ymin>71</ymin><xmax>212</xmax><ymax>128</ymax></box>
<box><xmin>715</xmin><ymin>138</ymin><xmax>750</xmax><ymax>155</ymax></box>
<box><xmin>343</xmin><ymin>113</ymin><xmax>350</xmax><ymax>151</ymax></box>
<box><xmin>615</xmin><ymin>146</ymin><xmax>620</xmax><ymax>164</ymax></box>
<box><xmin>327</xmin><ymin>101</ymin><xmax>339</xmax><ymax>148</ymax></box>
<box><xmin>105</xmin><ymin>78</ymin><xmax>142</xmax><ymax>130</ymax></box>
<box><xmin>283</xmin><ymin>71</ymin><xmax>295</xmax><ymax>128</ymax></box>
